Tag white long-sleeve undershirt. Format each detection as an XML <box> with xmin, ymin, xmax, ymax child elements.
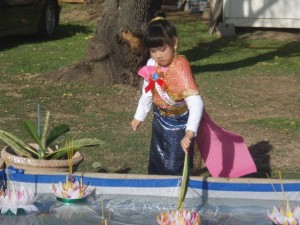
<box><xmin>185</xmin><ymin>94</ymin><xmax>203</xmax><ymax>134</ymax></box>
<box><xmin>133</xmin><ymin>80</ymin><xmax>152</xmax><ymax>122</ymax></box>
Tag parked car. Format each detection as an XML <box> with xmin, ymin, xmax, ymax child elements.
<box><xmin>0</xmin><ymin>0</ymin><xmax>60</xmax><ymax>38</ymax></box>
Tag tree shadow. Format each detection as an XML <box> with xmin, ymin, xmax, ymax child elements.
<box><xmin>0</xmin><ymin>23</ymin><xmax>93</xmax><ymax>51</ymax></box>
<box><xmin>114</xmin><ymin>166</ymin><xmax>132</xmax><ymax>174</ymax></box>
<box><xmin>244</xmin><ymin>141</ymin><xmax>272</xmax><ymax>178</ymax></box>
<box><xmin>181</xmin><ymin>36</ymin><xmax>299</xmax><ymax>74</ymax></box>
<box><xmin>93</xmin><ymin>166</ymin><xmax>132</xmax><ymax>174</ymax></box>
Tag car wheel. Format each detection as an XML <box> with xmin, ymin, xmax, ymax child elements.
<box><xmin>39</xmin><ymin>0</ymin><xmax>58</xmax><ymax>38</ymax></box>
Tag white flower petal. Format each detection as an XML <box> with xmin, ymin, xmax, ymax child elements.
<box><xmin>23</xmin><ymin>204</ymin><xmax>38</xmax><ymax>213</ymax></box>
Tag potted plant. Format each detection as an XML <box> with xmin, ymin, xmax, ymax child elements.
<box><xmin>0</xmin><ymin>111</ymin><xmax>103</xmax><ymax>172</ymax></box>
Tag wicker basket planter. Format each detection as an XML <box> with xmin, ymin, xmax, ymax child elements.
<box><xmin>1</xmin><ymin>146</ymin><xmax>84</xmax><ymax>173</ymax></box>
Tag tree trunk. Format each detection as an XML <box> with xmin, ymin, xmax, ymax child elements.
<box><xmin>84</xmin><ymin>0</ymin><xmax>163</xmax><ymax>86</ymax></box>
<box><xmin>44</xmin><ymin>0</ymin><xmax>163</xmax><ymax>86</ymax></box>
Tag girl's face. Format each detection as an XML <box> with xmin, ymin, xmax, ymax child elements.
<box><xmin>149</xmin><ymin>38</ymin><xmax>178</xmax><ymax>67</ymax></box>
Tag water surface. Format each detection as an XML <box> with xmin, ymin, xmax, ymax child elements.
<box><xmin>1</xmin><ymin>193</ymin><xmax>298</xmax><ymax>225</ymax></box>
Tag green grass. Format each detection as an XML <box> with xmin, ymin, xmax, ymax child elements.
<box><xmin>247</xmin><ymin>118</ymin><xmax>300</xmax><ymax>135</ymax></box>
<box><xmin>177</xmin><ymin>24</ymin><xmax>300</xmax><ymax>77</ymax></box>
<box><xmin>0</xmin><ymin>9</ymin><xmax>299</xmax><ymax>178</ymax></box>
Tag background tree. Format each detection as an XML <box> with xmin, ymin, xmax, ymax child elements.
<box><xmin>54</xmin><ymin>0</ymin><xmax>164</xmax><ymax>86</ymax></box>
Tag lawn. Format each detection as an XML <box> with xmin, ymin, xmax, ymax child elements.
<box><xmin>0</xmin><ymin>4</ymin><xmax>299</xmax><ymax>178</ymax></box>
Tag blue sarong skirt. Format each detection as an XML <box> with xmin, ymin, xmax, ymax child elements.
<box><xmin>148</xmin><ymin>105</ymin><xmax>194</xmax><ymax>175</ymax></box>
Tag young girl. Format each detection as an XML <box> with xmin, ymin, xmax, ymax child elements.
<box><xmin>131</xmin><ymin>15</ymin><xmax>257</xmax><ymax>177</ymax></box>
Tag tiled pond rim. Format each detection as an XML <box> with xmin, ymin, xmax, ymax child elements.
<box><xmin>1</xmin><ymin>166</ymin><xmax>300</xmax><ymax>201</ymax></box>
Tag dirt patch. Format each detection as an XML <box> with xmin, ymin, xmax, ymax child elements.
<box><xmin>60</xmin><ymin>1</ymin><xmax>104</xmax><ymax>23</ymax></box>
<box><xmin>60</xmin><ymin>9</ymin><xmax>94</xmax><ymax>22</ymax></box>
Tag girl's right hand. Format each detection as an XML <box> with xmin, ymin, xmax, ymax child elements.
<box><xmin>180</xmin><ymin>130</ymin><xmax>195</xmax><ymax>154</ymax></box>
<box><xmin>131</xmin><ymin>119</ymin><xmax>141</xmax><ymax>131</ymax></box>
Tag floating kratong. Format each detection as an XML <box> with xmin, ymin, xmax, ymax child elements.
<box><xmin>0</xmin><ymin>185</ymin><xmax>37</xmax><ymax>215</ymax></box>
<box><xmin>51</xmin><ymin>141</ymin><xmax>95</xmax><ymax>203</ymax></box>
<box><xmin>267</xmin><ymin>205</ymin><xmax>300</xmax><ymax>225</ymax></box>
<box><xmin>156</xmin><ymin>154</ymin><xmax>201</xmax><ymax>225</ymax></box>
<box><xmin>51</xmin><ymin>175</ymin><xmax>95</xmax><ymax>203</ymax></box>
<box><xmin>267</xmin><ymin>172</ymin><xmax>300</xmax><ymax>225</ymax></box>
<box><xmin>156</xmin><ymin>209</ymin><xmax>201</xmax><ymax>225</ymax></box>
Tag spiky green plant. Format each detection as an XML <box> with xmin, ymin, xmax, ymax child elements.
<box><xmin>0</xmin><ymin>111</ymin><xmax>103</xmax><ymax>160</ymax></box>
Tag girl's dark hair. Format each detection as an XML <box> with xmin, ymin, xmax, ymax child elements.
<box><xmin>143</xmin><ymin>12</ymin><xmax>177</xmax><ymax>49</ymax></box>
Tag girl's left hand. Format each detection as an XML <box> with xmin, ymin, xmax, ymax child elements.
<box><xmin>180</xmin><ymin>130</ymin><xmax>195</xmax><ymax>154</ymax></box>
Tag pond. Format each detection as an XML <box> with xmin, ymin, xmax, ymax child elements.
<box><xmin>1</xmin><ymin>169</ymin><xmax>300</xmax><ymax>225</ymax></box>
<box><xmin>1</xmin><ymin>193</ymin><xmax>297</xmax><ymax>225</ymax></box>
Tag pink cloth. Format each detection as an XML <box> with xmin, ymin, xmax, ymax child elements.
<box><xmin>196</xmin><ymin>111</ymin><xmax>257</xmax><ymax>178</ymax></box>
<box><xmin>138</xmin><ymin>65</ymin><xmax>169</xmax><ymax>80</ymax></box>
<box><xmin>138</xmin><ymin>66</ymin><xmax>155</xmax><ymax>80</ymax></box>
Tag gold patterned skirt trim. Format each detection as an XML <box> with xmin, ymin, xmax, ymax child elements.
<box><xmin>156</xmin><ymin>105</ymin><xmax>188</xmax><ymax>117</ymax></box>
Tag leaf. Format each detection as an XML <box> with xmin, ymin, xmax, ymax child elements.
<box><xmin>23</xmin><ymin>120</ymin><xmax>42</xmax><ymax>149</ymax></box>
<box><xmin>92</xmin><ymin>162</ymin><xmax>102</xmax><ymax>169</ymax></box>
<box><xmin>46</xmin><ymin>124</ymin><xmax>70</xmax><ymax>148</ymax></box>
<box><xmin>41</xmin><ymin>111</ymin><xmax>50</xmax><ymax>151</ymax></box>
<box><xmin>45</xmin><ymin>138</ymin><xmax>104</xmax><ymax>159</ymax></box>
<box><xmin>0</xmin><ymin>130</ymin><xmax>38</xmax><ymax>158</ymax></box>
<box><xmin>177</xmin><ymin>154</ymin><xmax>190</xmax><ymax>210</ymax></box>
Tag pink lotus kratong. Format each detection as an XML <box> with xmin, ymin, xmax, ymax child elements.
<box><xmin>156</xmin><ymin>155</ymin><xmax>201</xmax><ymax>225</ymax></box>
<box><xmin>267</xmin><ymin>205</ymin><xmax>300</xmax><ymax>225</ymax></box>
<box><xmin>0</xmin><ymin>185</ymin><xmax>37</xmax><ymax>215</ymax></box>
<box><xmin>51</xmin><ymin>175</ymin><xmax>95</xmax><ymax>200</ymax></box>
<box><xmin>156</xmin><ymin>209</ymin><xmax>201</xmax><ymax>225</ymax></box>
